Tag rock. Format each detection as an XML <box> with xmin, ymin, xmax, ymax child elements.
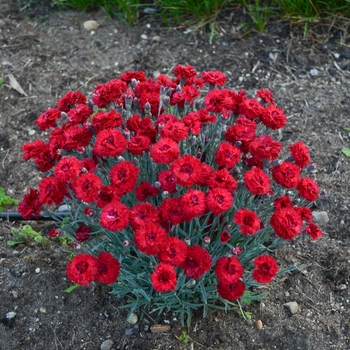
<box><xmin>284</xmin><ymin>301</ymin><xmax>299</xmax><ymax>314</ymax></box>
<box><xmin>126</xmin><ymin>312</ymin><xmax>138</xmax><ymax>324</ymax></box>
<box><xmin>333</xmin><ymin>52</ymin><xmax>340</xmax><ymax>59</ymax></box>
<box><xmin>11</xmin><ymin>290</ymin><xmax>19</xmax><ymax>299</ymax></box>
<box><xmin>152</xmin><ymin>35</ymin><xmax>161</xmax><ymax>42</ymax></box>
<box><xmin>35</xmin><ymin>268</ymin><xmax>41</xmax><ymax>273</ymax></box>
<box><xmin>28</xmin><ymin>130</ymin><xmax>36</xmax><ymax>136</ymax></box>
<box><xmin>39</xmin><ymin>307</ymin><xmax>46</xmax><ymax>313</ymax></box>
<box><xmin>141</xmin><ymin>34</ymin><xmax>147</xmax><ymax>40</ymax></box>
<box><xmin>312</xmin><ymin>211</ymin><xmax>329</xmax><ymax>226</ymax></box>
<box><xmin>83</xmin><ymin>20</ymin><xmax>99</xmax><ymax>31</ymax></box>
<box><xmin>100</xmin><ymin>339</ymin><xmax>114</xmax><ymax>350</ymax></box>
<box><xmin>310</xmin><ymin>69</ymin><xmax>318</xmax><ymax>76</ymax></box>
<box><xmin>255</xmin><ymin>319</ymin><xmax>263</xmax><ymax>330</ymax></box>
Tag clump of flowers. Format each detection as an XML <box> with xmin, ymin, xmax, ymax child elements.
<box><xmin>19</xmin><ymin>66</ymin><xmax>323</xmax><ymax>325</ymax></box>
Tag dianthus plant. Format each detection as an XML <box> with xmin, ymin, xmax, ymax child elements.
<box><xmin>19</xmin><ymin>65</ymin><xmax>323</xmax><ymax>325</ymax></box>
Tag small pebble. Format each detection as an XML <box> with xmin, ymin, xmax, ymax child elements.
<box><xmin>310</xmin><ymin>69</ymin><xmax>318</xmax><ymax>76</ymax></box>
<box><xmin>83</xmin><ymin>20</ymin><xmax>99</xmax><ymax>31</ymax></box>
<box><xmin>141</xmin><ymin>34</ymin><xmax>147</xmax><ymax>40</ymax></box>
<box><xmin>126</xmin><ymin>312</ymin><xmax>138</xmax><ymax>325</ymax></box>
<box><xmin>100</xmin><ymin>339</ymin><xmax>114</xmax><ymax>350</ymax></box>
<box><xmin>11</xmin><ymin>290</ymin><xmax>19</xmax><ymax>299</ymax></box>
<box><xmin>284</xmin><ymin>301</ymin><xmax>299</xmax><ymax>314</ymax></box>
<box><xmin>255</xmin><ymin>320</ymin><xmax>263</xmax><ymax>330</ymax></box>
<box><xmin>333</xmin><ymin>52</ymin><xmax>340</xmax><ymax>59</ymax></box>
<box><xmin>35</xmin><ymin>268</ymin><xmax>41</xmax><ymax>273</ymax></box>
<box><xmin>39</xmin><ymin>307</ymin><xmax>46</xmax><ymax>313</ymax></box>
<box><xmin>28</xmin><ymin>130</ymin><xmax>36</xmax><ymax>136</ymax></box>
<box><xmin>312</xmin><ymin>211</ymin><xmax>329</xmax><ymax>226</ymax></box>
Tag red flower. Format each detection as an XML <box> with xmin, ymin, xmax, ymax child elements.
<box><xmin>150</xmin><ymin>263</ymin><xmax>177</xmax><ymax>293</ymax></box>
<box><xmin>159</xmin><ymin>197</ymin><xmax>184</xmax><ymax>228</ymax></box>
<box><xmin>22</xmin><ymin>140</ymin><xmax>48</xmax><ymax>161</ymax></box>
<box><xmin>72</xmin><ymin>173</ymin><xmax>102</xmax><ymax>203</ymax></box>
<box><xmin>206</xmin><ymin>188</ymin><xmax>233</xmax><ymax>215</ymax></box>
<box><xmin>289</xmin><ymin>142</ymin><xmax>311</xmax><ymax>169</ymax></box>
<box><xmin>67</xmin><ymin>104</ymin><xmax>92</xmax><ymax>124</ymax></box>
<box><xmin>38</xmin><ymin>176</ymin><xmax>66</xmax><ymax>205</ymax></box>
<box><xmin>100</xmin><ymin>200</ymin><xmax>130</xmax><ymax>231</ymax></box>
<box><xmin>297</xmin><ymin>178</ymin><xmax>319</xmax><ymax>202</ymax></box>
<box><xmin>58</xmin><ymin>91</ymin><xmax>87</xmax><ymax>112</ymax></box>
<box><xmin>180</xmin><ymin>189</ymin><xmax>207</xmax><ymax>222</ymax></box>
<box><xmin>95</xmin><ymin>252</ymin><xmax>121</xmax><ymax>284</ymax></box>
<box><xmin>157</xmin><ymin>74</ymin><xmax>177</xmax><ymax>88</ymax></box>
<box><xmin>75</xmin><ymin>225</ymin><xmax>92</xmax><ymax>243</ymax></box>
<box><xmin>36</xmin><ymin>107</ymin><xmax>61</xmax><ymax>131</ymax></box>
<box><xmin>207</xmin><ymin>168</ymin><xmax>238</xmax><ymax>193</ymax></box>
<box><xmin>204</xmin><ymin>89</ymin><xmax>232</xmax><ymax>114</ymax></box>
<box><xmin>182</xmin><ymin>111</ymin><xmax>202</xmax><ymax>134</ymax></box>
<box><xmin>170</xmin><ymin>155</ymin><xmax>203</xmax><ymax>187</ymax></box>
<box><xmin>93</xmin><ymin>129</ymin><xmax>127</xmax><ymax>158</ymax></box>
<box><xmin>66</xmin><ymin>254</ymin><xmax>98</xmax><ymax>286</ymax></box>
<box><xmin>109</xmin><ymin>161</ymin><xmax>139</xmax><ymax>195</ymax></box>
<box><xmin>63</xmin><ymin>124</ymin><xmax>92</xmax><ymax>151</ymax></box>
<box><xmin>48</xmin><ymin>228</ymin><xmax>60</xmax><ymax>238</ymax></box>
<box><xmin>54</xmin><ymin>156</ymin><xmax>82</xmax><ymax>182</ymax></box>
<box><xmin>201</xmin><ymin>70</ymin><xmax>227</xmax><ymax>86</ymax></box>
<box><xmin>270</xmin><ymin>207</ymin><xmax>303</xmax><ymax>240</ymax></box>
<box><xmin>305</xmin><ymin>222</ymin><xmax>323</xmax><ymax>240</ymax></box>
<box><xmin>135</xmin><ymin>181</ymin><xmax>159</xmax><ymax>201</ymax></box>
<box><xmin>219</xmin><ymin>231</ymin><xmax>232</xmax><ymax>244</ymax></box>
<box><xmin>239</xmin><ymin>98</ymin><xmax>263</xmax><ymax>119</ymax></box>
<box><xmin>96</xmin><ymin>185</ymin><xmax>121</xmax><ymax>207</ymax></box>
<box><xmin>91</xmin><ymin>110</ymin><xmax>123</xmax><ymax>133</ymax></box>
<box><xmin>173</xmin><ymin>64</ymin><xmax>197</xmax><ymax>80</ymax></box>
<box><xmin>217</xmin><ymin>279</ymin><xmax>246</xmax><ymax>301</ymax></box>
<box><xmin>18</xmin><ymin>188</ymin><xmax>41</xmax><ymax>219</ymax></box>
<box><xmin>224</xmin><ymin>118</ymin><xmax>257</xmax><ymax>153</ymax></box>
<box><xmin>294</xmin><ymin>206</ymin><xmax>313</xmax><ymax>222</ymax></box>
<box><xmin>134</xmin><ymin>223</ymin><xmax>168</xmax><ymax>255</ymax></box>
<box><xmin>249</xmin><ymin>135</ymin><xmax>282</xmax><ymax>161</ymax></box>
<box><xmin>215</xmin><ymin>142</ymin><xmax>241</xmax><ymax>169</ymax></box>
<box><xmin>273</xmin><ymin>195</ymin><xmax>293</xmax><ymax>209</ymax></box>
<box><xmin>129</xmin><ymin>202</ymin><xmax>160</xmax><ymax>230</ymax></box>
<box><xmin>171</xmin><ymin>85</ymin><xmax>200</xmax><ymax>107</ymax></box>
<box><xmin>260</xmin><ymin>105</ymin><xmax>286</xmax><ymax>130</ymax></box>
<box><xmin>150</xmin><ymin>138</ymin><xmax>180</xmax><ymax>164</ymax></box>
<box><xmin>158</xmin><ymin>170</ymin><xmax>177</xmax><ymax>193</ymax></box>
<box><xmin>244</xmin><ymin>167</ymin><xmax>271</xmax><ymax>195</ymax></box>
<box><xmin>92</xmin><ymin>79</ymin><xmax>128</xmax><ymax>108</ymax></box>
<box><xmin>158</xmin><ymin>237</ymin><xmax>187</xmax><ymax>266</ymax></box>
<box><xmin>120</xmin><ymin>70</ymin><xmax>147</xmax><ymax>84</ymax></box>
<box><xmin>196</xmin><ymin>163</ymin><xmax>214</xmax><ymax>187</ymax></box>
<box><xmin>256</xmin><ymin>88</ymin><xmax>275</xmax><ymax>105</ymax></box>
<box><xmin>180</xmin><ymin>245</ymin><xmax>212</xmax><ymax>279</ymax></box>
<box><xmin>160</xmin><ymin>120</ymin><xmax>189</xmax><ymax>142</ymax></box>
<box><xmin>234</xmin><ymin>208</ymin><xmax>262</xmax><ymax>235</ymax></box>
<box><xmin>272</xmin><ymin>161</ymin><xmax>301</xmax><ymax>189</ymax></box>
<box><xmin>215</xmin><ymin>256</ymin><xmax>244</xmax><ymax>284</ymax></box>
<box><xmin>128</xmin><ymin>135</ymin><xmax>151</xmax><ymax>155</ymax></box>
<box><xmin>252</xmin><ymin>255</ymin><xmax>278</xmax><ymax>284</ymax></box>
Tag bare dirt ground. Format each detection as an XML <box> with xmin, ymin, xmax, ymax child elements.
<box><xmin>0</xmin><ymin>1</ymin><xmax>350</xmax><ymax>349</ymax></box>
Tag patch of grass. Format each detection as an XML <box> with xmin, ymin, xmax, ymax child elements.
<box><xmin>0</xmin><ymin>187</ymin><xmax>18</xmax><ymax>212</ymax></box>
<box><xmin>155</xmin><ymin>0</ymin><xmax>229</xmax><ymax>26</ymax></box>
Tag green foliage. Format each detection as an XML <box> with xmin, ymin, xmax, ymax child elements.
<box><xmin>178</xmin><ymin>330</ymin><xmax>189</xmax><ymax>343</ymax></box>
<box><xmin>156</xmin><ymin>0</ymin><xmax>229</xmax><ymax>26</ymax></box>
<box><xmin>0</xmin><ymin>77</ymin><xmax>4</xmax><ymax>85</ymax></box>
<box><xmin>0</xmin><ymin>187</ymin><xmax>18</xmax><ymax>212</ymax></box>
<box><xmin>342</xmin><ymin>127</ymin><xmax>350</xmax><ymax>158</ymax></box>
<box><xmin>7</xmin><ymin>224</ymin><xmax>47</xmax><ymax>246</ymax></box>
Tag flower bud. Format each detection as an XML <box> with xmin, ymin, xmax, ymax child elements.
<box><xmin>162</xmin><ymin>96</ymin><xmax>170</xmax><ymax>108</ymax></box>
<box><xmin>235</xmin><ymin>141</ymin><xmax>242</xmax><ymax>147</ymax></box>
<box><xmin>125</xmin><ymin>94</ymin><xmax>133</xmax><ymax>109</ymax></box>
<box><xmin>123</xmin><ymin>240</ymin><xmax>130</xmax><ymax>247</ymax></box>
<box><xmin>184</xmin><ymin>237</ymin><xmax>191</xmax><ymax>246</ymax></box>
<box><xmin>73</xmin><ymin>243</ymin><xmax>81</xmax><ymax>250</ymax></box>
<box><xmin>307</xmin><ymin>162</ymin><xmax>317</xmax><ymax>173</ymax></box>
<box><xmin>88</xmin><ymin>100</ymin><xmax>94</xmax><ymax>109</ymax></box>
<box><xmin>271</xmin><ymin>159</ymin><xmax>283</xmax><ymax>167</ymax></box>
<box><xmin>203</xmin><ymin>236</ymin><xmax>211</xmax><ymax>246</ymax></box>
<box><xmin>118</xmin><ymin>156</ymin><xmax>125</xmax><ymax>162</ymax></box>
<box><xmin>194</xmin><ymin>99</ymin><xmax>203</xmax><ymax>110</ymax></box>
<box><xmin>61</xmin><ymin>111</ymin><xmax>68</xmax><ymax>119</ymax></box>
<box><xmin>231</xmin><ymin>246</ymin><xmax>243</xmax><ymax>255</ymax></box>
<box><xmin>162</xmin><ymin>191</ymin><xmax>169</xmax><ymax>199</ymax></box>
<box><xmin>133</xmin><ymin>157</ymin><xmax>139</xmax><ymax>167</ymax></box>
<box><xmin>144</xmin><ymin>102</ymin><xmax>151</xmax><ymax>115</ymax></box>
<box><xmin>130</xmin><ymin>78</ymin><xmax>138</xmax><ymax>89</ymax></box>
<box><xmin>154</xmin><ymin>181</ymin><xmax>161</xmax><ymax>189</ymax></box>
<box><xmin>186</xmin><ymin>279</ymin><xmax>196</xmax><ymax>288</ymax></box>
<box><xmin>189</xmin><ymin>135</ymin><xmax>197</xmax><ymax>146</ymax></box>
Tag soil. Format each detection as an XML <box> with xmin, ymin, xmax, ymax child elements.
<box><xmin>0</xmin><ymin>1</ymin><xmax>350</xmax><ymax>349</ymax></box>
